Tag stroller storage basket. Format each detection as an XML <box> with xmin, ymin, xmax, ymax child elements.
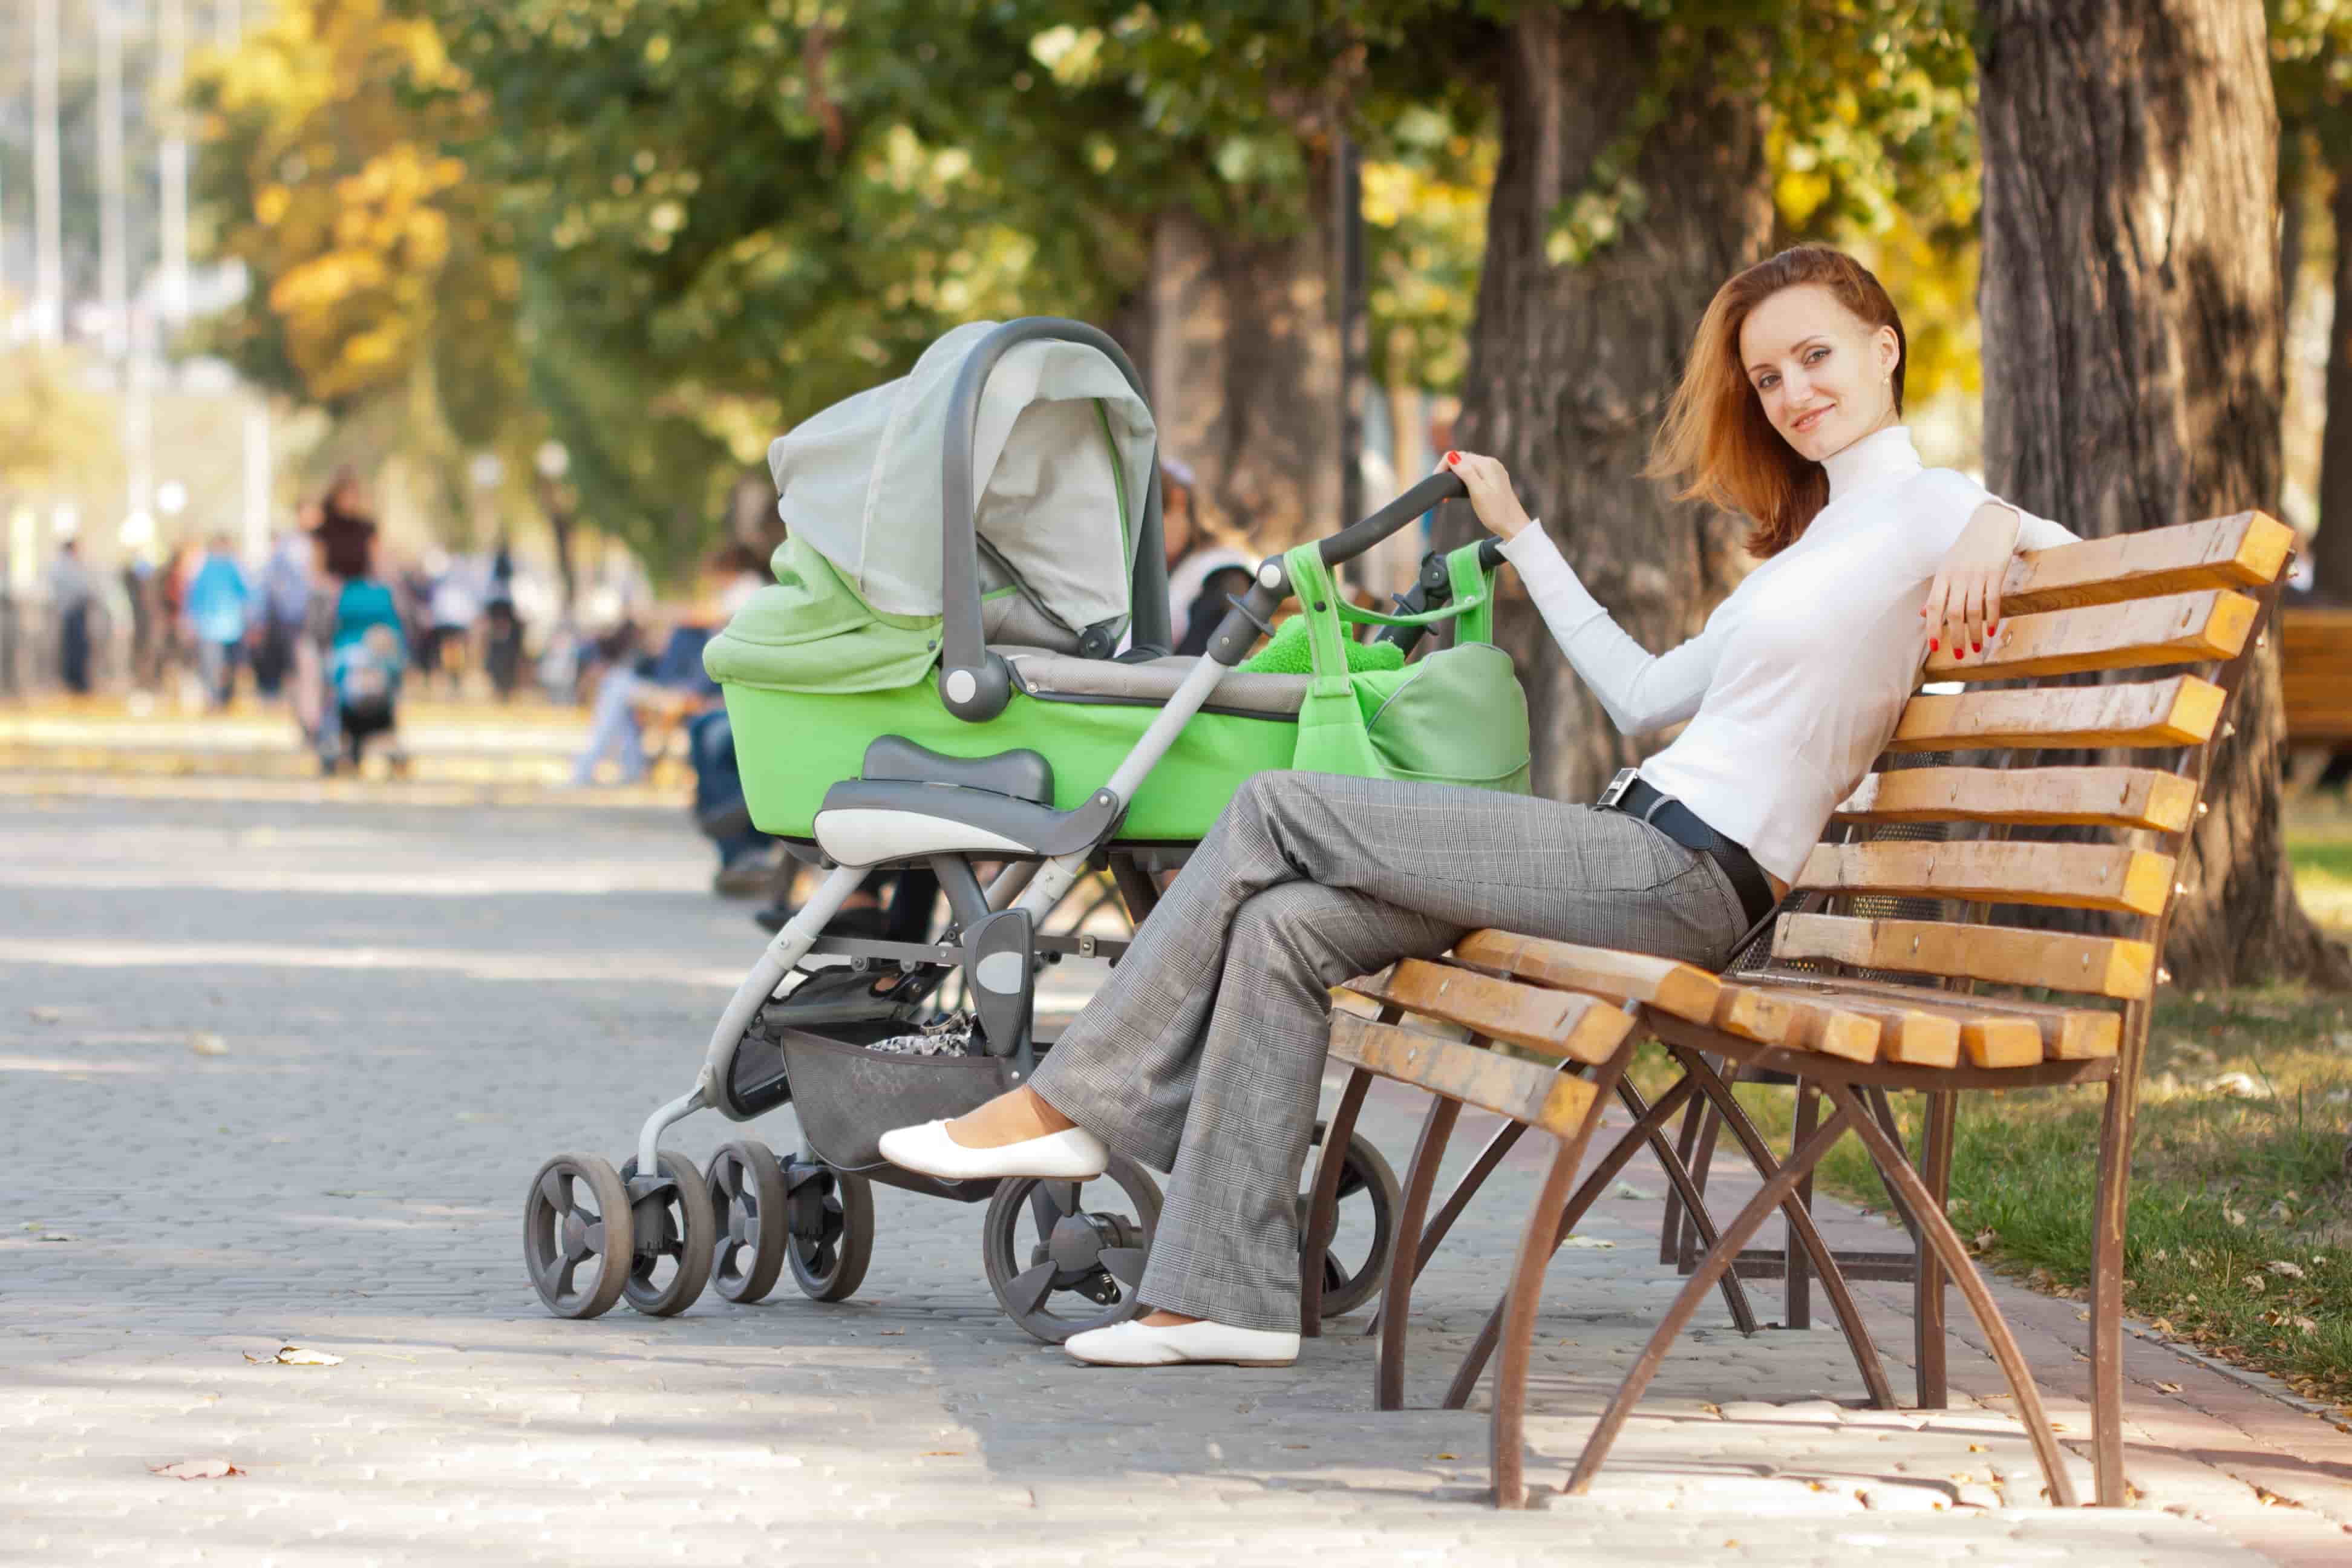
<box><xmin>779</xmin><ymin>1030</ymin><xmax>1011</xmax><ymax>1201</ymax></box>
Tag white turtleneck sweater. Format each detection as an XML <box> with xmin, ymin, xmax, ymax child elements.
<box><xmin>1495</xmin><ymin>425</ymin><xmax>2077</xmax><ymax>886</ymax></box>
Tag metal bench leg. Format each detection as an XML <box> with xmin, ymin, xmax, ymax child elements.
<box><xmin>1490</xmin><ymin>1050</ymin><xmax>1629</xmax><ymax>1508</ymax></box>
<box><xmin>1678</xmin><ymin>1091</ymin><xmax>1726</xmax><ymax>1273</ymax></box>
<box><xmin>2089</xmin><ymin>1076</ymin><xmax>2136</xmax><ymax>1504</ymax></box>
<box><xmin>1785</xmin><ymin>1081</ymin><xmax>1818</xmax><ymax>1330</ymax></box>
<box><xmin>1442</xmin><ymin>1074</ymin><xmax>1700</xmax><ymax>1410</ymax></box>
<box><xmin>1825</xmin><ymin>1082</ymin><xmax>2079</xmax><ymax>1507</ymax></box>
<box><xmin>1672</xmin><ymin>1051</ymin><xmax>1895</xmax><ymax>1410</ymax></box>
<box><xmin>1658</xmin><ymin>1085</ymin><xmax>1708</xmax><ymax>1263</ymax></box>
<box><xmin>1616</xmin><ymin>1077</ymin><xmax>1759</xmax><ymax>1335</ymax></box>
<box><xmin>1299</xmin><ymin>1065</ymin><xmax>1375</xmax><ymax>1338</ymax></box>
<box><xmin>1916</xmin><ymin>1089</ymin><xmax>1957</xmax><ymax>1409</ymax></box>
<box><xmin>1563</xmin><ymin>1103</ymin><xmax>1853</xmax><ymax>1498</ymax></box>
<box><xmin>1376</xmin><ymin>1094</ymin><xmax>1462</xmax><ymax>1410</ymax></box>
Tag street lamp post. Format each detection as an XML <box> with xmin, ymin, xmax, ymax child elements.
<box><xmin>534</xmin><ymin>441</ymin><xmax>578</xmax><ymax>620</ymax></box>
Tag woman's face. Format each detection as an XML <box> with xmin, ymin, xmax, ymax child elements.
<box><xmin>1737</xmin><ymin>284</ymin><xmax>1901</xmax><ymax>464</ymax></box>
<box><xmin>1161</xmin><ymin>483</ymin><xmax>1195</xmax><ymax>566</ymax></box>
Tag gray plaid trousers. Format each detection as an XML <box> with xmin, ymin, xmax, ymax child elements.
<box><xmin>1027</xmin><ymin>770</ymin><xmax>1751</xmax><ymax>1331</ymax></box>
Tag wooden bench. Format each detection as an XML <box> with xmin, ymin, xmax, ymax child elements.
<box><xmin>1299</xmin><ymin>509</ymin><xmax>2295</xmax><ymax>1509</ymax></box>
<box><xmin>2282</xmin><ymin>603</ymin><xmax>2352</xmax><ymax>745</ymax></box>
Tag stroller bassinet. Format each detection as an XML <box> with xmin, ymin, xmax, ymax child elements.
<box><xmin>707</xmin><ymin>318</ymin><xmax>1308</xmax><ymax>844</ymax></box>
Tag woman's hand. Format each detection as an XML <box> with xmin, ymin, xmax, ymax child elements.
<box><xmin>1921</xmin><ymin>502</ymin><xmax>2024</xmax><ymax>661</ymax></box>
<box><xmin>1442</xmin><ymin>450</ymin><xmax>1533</xmax><ymax>541</ymax></box>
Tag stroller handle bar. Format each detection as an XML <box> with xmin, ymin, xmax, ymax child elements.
<box><xmin>1202</xmin><ymin>469</ymin><xmax>1472</xmax><ymax>668</ymax></box>
<box><xmin>939</xmin><ymin>318</ymin><xmax>1171</xmax><ymax>724</ymax></box>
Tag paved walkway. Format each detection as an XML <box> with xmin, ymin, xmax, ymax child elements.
<box><xmin>5</xmin><ymin>790</ymin><xmax>2350</xmax><ymax>1566</ymax></box>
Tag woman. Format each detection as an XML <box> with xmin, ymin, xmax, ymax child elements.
<box><xmin>1156</xmin><ymin>457</ymin><xmax>1256</xmax><ymax>658</ymax></box>
<box><xmin>879</xmin><ymin>245</ymin><xmax>2075</xmax><ymax>1367</ymax></box>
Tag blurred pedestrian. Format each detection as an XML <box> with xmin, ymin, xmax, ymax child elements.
<box><xmin>301</xmin><ymin>470</ymin><xmax>409</xmax><ymax>772</ymax></box>
<box><xmin>482</xmin><ymin>595</ymin><xmax>525</xmax><ymax>702</ymax></box>
<box><xmin>423</xmin><ymin>552</ymin><xmax>480</xmax><ymax>697</ymax></box>
<box><xmin>254</xmin><ymin>526</ymin><xmax>312</xmax><ymax>700</ymax></box>
<box><xmin>185</xmin><ymin>534</ymin><xmax>253</xmax><ymax>710</ymax></box>
<box><xmin>1158</xmin><ymin>458</ymin><xmax>1254</xmax><ymax>657</ymax></box>
<box><xmin>48</xmin><ymin>540</ymin><xmax>95</xmax><ymax>696</ymax></box>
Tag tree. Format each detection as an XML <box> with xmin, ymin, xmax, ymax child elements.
<box><xmin>1978</xmin><ymin>0</ymin><xmax>2348</xmax><ymax>987</ymax></box>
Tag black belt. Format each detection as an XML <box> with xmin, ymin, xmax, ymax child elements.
<box><xmin>1596</xmin><ymin>769</ymin><xmax>1777</xmax><ymax>931</ymax></box>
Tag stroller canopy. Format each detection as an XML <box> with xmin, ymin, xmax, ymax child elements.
<box><xmin>769</xmin><ymin>320</ymin><xmax>1157</xmax><ymax>642</ymax></box>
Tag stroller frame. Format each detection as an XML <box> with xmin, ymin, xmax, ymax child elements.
<box><xmin>524</xmin><ymin>319</ymin><xmax>1467</xmax><ymax>1338</ymax></box>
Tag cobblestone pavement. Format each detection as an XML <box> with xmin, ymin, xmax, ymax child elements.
<box><xmin>6</xmin><ymin>792</ymin><xmax>2350</xmax><ymax>1566</ymax></box>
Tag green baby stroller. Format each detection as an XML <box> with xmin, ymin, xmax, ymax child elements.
<box><xmin>521</xmin><ymin>318</ymin><xmax>1529</xmax><ymax>1341</ymax></box>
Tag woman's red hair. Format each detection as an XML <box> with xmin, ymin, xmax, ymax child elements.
<box><xmin>1648</xmin><ymin>246</ymin><xmax>1907</xmax><ymax>558</ymax></box>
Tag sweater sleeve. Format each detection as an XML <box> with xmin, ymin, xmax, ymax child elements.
<box><xmin>1495</xmin><ymin>523</ymin><xmax>1717</xmax><ymax>736</ymax></box>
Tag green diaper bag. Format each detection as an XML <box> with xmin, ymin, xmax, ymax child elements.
<box><xmin>1282</xmin><ymin>540</ymin><xmax>1534</xmax><ymax>794</ymax></box>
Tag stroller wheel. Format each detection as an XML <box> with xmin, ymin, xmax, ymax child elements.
<box><xmin>1298</xmin><ymin>1124</ymin><xmax>1402</xmax><ymax>1321</ymax></box>
<box><xmin>783</xmin><ymin>1159</ymin><xmax>874</xmax><ymax>1302</ymax></box>
<box><xmin>707</xmin><ymin>1141</ymin><xmax>791</xmax><ymax>1305</ymax></box>
<box><xmin>982</xmin><ymin>1157</ymin><xmax>1161</xmax><ymax>1345</ymax></box>
<box><xmin>523</xmin><ymin>1154</ymin><xmax>635</xmax><ymax>1320</ymax></box>
<box><xmin>618</xmin><ymin>1152</ymin><xmax>717</xmax><ymax>1318</ymax></box>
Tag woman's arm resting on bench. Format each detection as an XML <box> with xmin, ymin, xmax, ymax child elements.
<box><xmin>1913</xmin><ymin>470</ymin><xmax>2080</xmax><ymax>659</ymax></box>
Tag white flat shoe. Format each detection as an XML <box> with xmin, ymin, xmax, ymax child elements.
<box><xmin>876</xmin><ymin>1119</ymin><xmax>1108</xmax><ymax>1181</ymax></box>
<box><xmin>1063</xmin><ymin>1318</ymin><xmax>1299</xmax><ymax>1368</ymax></box>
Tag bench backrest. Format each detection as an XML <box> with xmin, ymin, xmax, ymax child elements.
<box><xmin>1753</xmin><ymin>510</ymin><xmax>2294</xmax><ymax>1061</ymax></box>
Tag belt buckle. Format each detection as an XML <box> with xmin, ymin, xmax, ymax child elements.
<box><xmin>1598</xmin><ymin>768</ymin><xmax>1638</xmax><ymax>811</ymax></box>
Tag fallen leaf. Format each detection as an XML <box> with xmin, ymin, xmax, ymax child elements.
<box><xmin>877</xmin><ymin>1330</ymin><xmax>904</xmax><ymax>1337</ymax></box>
<box><xmin>242</xmin><ymin>1345</ymin><xmax>341</xmax><ymax>1367</ymax></box>
<box><xmin>2266</xmin><ymin>1260</ymin><xmax>2306</xmax><ymax>1279</ymax></box>
<box><xmin>1432</xmin><ymin>1452</ymin><xmax>1459</xmax><ymax>1460</ymax></box>
<box><xmin>920</xmin><ymin>1450</ymin><xmax>961</xmax><ymax>1457</ymax></box>
<box><xmin>149</xmin><ymin>1459</ymin><xmax>241</xmax><ymax>1480</ymax></box>
<box><xmin>2246</xmin><ymin>1276</ymin><xmax>2266</xmax><ymax>1294</ymax></box>
<box><xmin>2155</xmin><ymin>1382</ymin><xmax>2183</xmax><ymax>1394</ymax></box>
<box><xmin>2293</xmin><ymin>1316</ymin><xmax>2318</xmax><ymax>1333</ymax></box>
<box><xmin>28</xmin><ymin>1005</ymin><xmax>62</xmax><ymax>1024</ymax></box>
<box><xmin>1558</xmin><ymin>1234</ymin><xmax>1615</xmax><ymax>1250</ymax></box>
<box><xmin>2222</xmin><ymin>1204</ymin><xmax>2249</xmax><ymax>1227</ymax></box>
<box><xmin>190</xmin><ymin>1032</ymin><xmax>227</xmax><ymax>1057</ymax></box>
<box><xmin>1972</xmin><ymin>1229</ymin><xmax>1997</xmax><ymax>1251</ymax></box>
<box><xmin>38</xmin><ymin>1233</ymin><xmax>73</xmax><ymax>1243</ymax></box>
<box><xmin>1611</xmin><ymin>1182</ymin><xmax>1654</xmax><ymax>1200</ymax></box>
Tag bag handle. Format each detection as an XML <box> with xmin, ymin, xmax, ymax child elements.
<box><xmin>1446</xmin><ymin>541</ymin><xmax>1496</xmax><ymax>646</ymax></box>
<box><xmin>1280</xmin><ymin>544</ymin><xmax>1359</xmax><ymax>697</ymax></box>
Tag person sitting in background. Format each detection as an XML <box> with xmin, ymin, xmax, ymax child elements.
<box><xmin>1156</xmin><ymin>458</ymin><xmax>1255</xmax><ymax>658</ymax></box>
<box><xmin>183</xmin><ymin>534</ymin><xmax>253</xmax><ymax>711</ymax></box>
<box><xmin>568</xmin><ymin>543</ymin><xmax>767</xmax><ymax>786</ymax></box>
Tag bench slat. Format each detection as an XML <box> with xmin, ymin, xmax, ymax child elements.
<box><xmin>1890</xmin><ymin>675</ymin><xmax>2223</xmax><ymax>752</ymax></box>
<box><xmin>1923</xmin><ymin>589</ymin><xmax>2257</xmax><ymax>681</ymax></box>
<box><xmin>1341</xmin><ymin>959</ymin><xmax>1636</xmax><ymax>1065</ymax></box>
<box><xmin>1328</xmin><ymin>1012</ymin><xmax>1601</xmax><ymax>1138</ymax></box>
<box><xmin>1733</xmin><ymin>984</ymin><xmax>1960</xmax><ymax>1067</ymax></box>
<box><xmin>1796</xmin><ymin>840</ymin><xmax>2175</xmax><ymax>916</ymax></box>
<box><xmin>2001</xmin><ymin>511</ymin><xmax>2293</xmax><ymax>615</ymax></box>
<box><xmin>1832</xmin><ymin>765</ymin><xmax>2197</xmax><ymax>831</ymax></box>
<box><xmin>1765</xmin><ymin>973</ymin><xmax>2122</xmax><ymax>1061</ymax></box>
<box><xmin>1772</xmin><ymin>912</ymin><xmax>2157</xmax><ymax>1000</ymax></box>
<box><xmin>1708</xmin><ymin>985</ymin><xmax>1883</xmax><ymax>1062</ymax></box>
<box><xmin>1448</xmin><ymin>931</ymin><xmax>1722</xmax><ymax>1024</ymax></box>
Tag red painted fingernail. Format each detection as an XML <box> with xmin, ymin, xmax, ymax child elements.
<box><xmin>1973</xmin><ymin>641</ymin><xmax>1982</xmax><ymax>652</ymax></box>
<box><xmin>1929</xmin><ymin>638</ymin><xmax>1938</xmax><ymax>652</ymax></box>
<box><xmin>1445</xmin><ymin>451</ymin><xmax>1460</xmax><ymax>465</ymax></box>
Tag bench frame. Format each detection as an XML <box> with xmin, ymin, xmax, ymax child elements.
<box><xmin>1301</xmin><ymin>512</ymin><xmax>2292</xmax><ymax>1509</ymax></box>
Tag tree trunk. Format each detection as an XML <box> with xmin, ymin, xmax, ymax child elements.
<box><xmin>1442</xmin><ymin>5</ymin><xmax>1772</xmax><ymax>804</ymax></box>
<box><xmin>1147</xmin><ymin>204</ymin><xmax>1341</xmax><ymax>549</ymax></box>
<box><xmin>2318</xmin><ymin>168</ymin><xmax>2352</xmax><ymax>602</ymax></box>
<box><xmin>1978</xmin><ymin>0</ymin><xmax>2348</xmax><ymax>988</ymax></box>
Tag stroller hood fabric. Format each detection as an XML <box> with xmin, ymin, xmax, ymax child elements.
<box><xmin>767</xmin><ymin>320</ymin><xmax>1156</xmax><ymax>640</ymax></box>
